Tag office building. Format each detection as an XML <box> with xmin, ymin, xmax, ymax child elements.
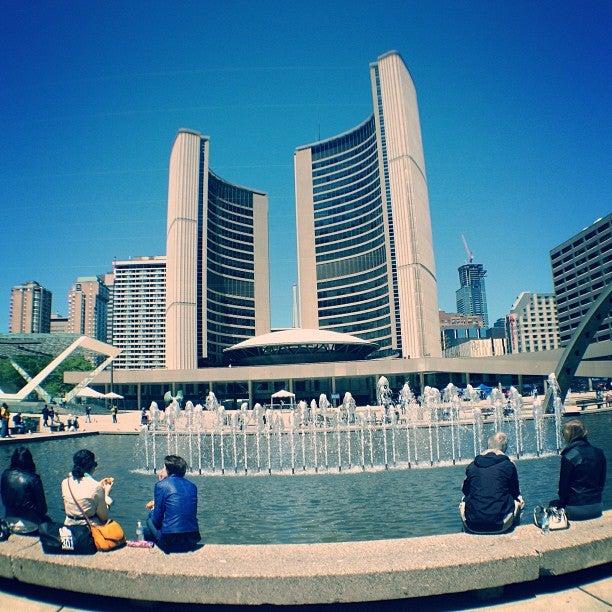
<box><xmin>165</xmin><ymin>129</ymin><xmax>270</xmax><ymax>369</ymax></box>
<box><xmin>550</xmin><ymin>214</ymin><xmax>611</xmax><ymax>345</ymax></box>
<box><xmin>506</xmin><ymin>292</ymin><xmax>559</xmax><ymax>353</ymax></box>
<box><xmin>488</xmin><ymin>317</ymin><xmax>508</xmax><ymax>340</ymax></box>
<box><xmin>456</xmin><ymin>263</ymin><xmax>488</xmax><ymax>327</ymax></box>
<box><xmin>294</xmin><ymin>51</ymin><xmax>440</xmax><ymax>358</ymax></box>
<box><xmin>439</xmin><ymin>310</ymin><xmax>486</xmax><ymax>351</ymax></box>
<box><xmin>50</xmin><ymin>313</ymin><xmax>69</xmax><ymax>334</ymax></box>
<box><xmin>67</xmin><ymin>276</ymin><xmax>109</xmax><ymax>341</ymax></box>
<box><xmin>9</xmin><ymin>281</ymin><xmax>52</xmax><ymax>334</ymax></box>
<box><xmin>443</xmin><ymin>337</ymin><xmax>506</xmax><ymax>359</ymax></box>
<box><xmin>111</xmin><ymin>256</ymin><xmax>166</xmax><ymax>369</ymax></box>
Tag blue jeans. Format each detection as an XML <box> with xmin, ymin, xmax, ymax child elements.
<box><xmin>0</xmin><ymin>420</ymin><xmax>9</xmax><ymax>437</ymax></box>
<box><xmin>144</xmin><ymin>517</ymin><xmax>200</xmax><ymax>553</ymax></box>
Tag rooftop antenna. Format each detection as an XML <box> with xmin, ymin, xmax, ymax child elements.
<box><xmin>461</xmin><ymin>234</ymin><xmax>474</xmax><ymax>264</ymax></box>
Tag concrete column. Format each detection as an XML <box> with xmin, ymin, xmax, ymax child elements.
<box><xmin>248</xmin><ymin>380</ymin><xmax>253</xmax><ymax>407</ymax></box>
<box><xmin>137</xmin><ymin>383</ymin><xmax>141</xmax><ymax>409</ymax></box>
<box><xmin>464</xmin><ymin>372</ymin><xmax>470</xmax><ymax>386</ymax></box>
<box><xmin>209</xmin><ymin>382</ymin><xmax>214</xmax><ymax>395</ymax></box>
<box><xmin>517</xmin><ymin>374</ymin><xmax>523</xmax><ymax>391</ymax></box>
<box><xmin>419</xmin><ymin>372</ymin><xmax>425</xmax><ymax>394</ymax></box>
<box><xmin>288</xmin><ymin>379</ymin><xmax>294</xmax><ymax>393</ymax></box>
<box><xmin>172</xmin><ymin>382</ymin><xmax>176</xmax><ymax>395</ymax></box>
<box><xmin>331</xmin><ymin>377</ymin><xmax>336</xmax><ymax>394</ymax></box>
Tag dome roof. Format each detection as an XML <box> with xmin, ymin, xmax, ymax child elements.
<box><xmin>224</xmin><ymin>329</ymin><xmax>378</xmax><ymax>365</ymax></box>
<box><xmin>227</xmin><ymin>328</ymin><xmax>373</xmax><ymax>350</ymax></box>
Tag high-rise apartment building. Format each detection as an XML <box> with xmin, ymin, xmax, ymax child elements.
<box><xmin>165</xmin><ymin>129</ymin><xmax>270</xmax><ymax>369</ymax></box>
<box><xmin>112</xmin><ymin>256</ymin><xmax>166</xmax><ymax>369</ymax></box>
<box><xmin>506</xmin><ymin>292</ymin><xmax>559</xmax><ymax>353</ymax></box>
<box><xmin>9</xmin><ymin>281</ymin><xmax>52</xmax><ymax>334</ymax></box>
<box><xmin>456</xmin><ymin>263</ymin><xmax>488</xmax><ymax>327</ymax></box>
<box><xmin>294</xmin><ymin>51</ymin><xmax>440</xmax><ymax>358</ymax></box>
<box><xmin>550</xmin><ymin>214</ymin><xmax>611</xmax><ymax>345</ymax></box>
<box><xmin>102</xmin><ymin>272</ymin><xmax>115</xmax><ymax>345</ymax></box>
<box><xmin>67</xmin><ymin>276</ymin><xmax>109</xmax><ymax>341</ymax></box>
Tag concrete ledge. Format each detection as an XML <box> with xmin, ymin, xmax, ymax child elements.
<box><xmin>0</xmin><ymin>431</ymin><xmax>98</xmax><ymax>445</ymax></box>
<box><xmin>0</xmin><ymin>512</ymin><xmax>610</xmax><ymax>605</ymax></box>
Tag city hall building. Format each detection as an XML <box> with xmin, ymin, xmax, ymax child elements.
<box><xmin>294</xmin><ymin>51</ymin><xmax>440</xmax><ymax>360</ymax></box>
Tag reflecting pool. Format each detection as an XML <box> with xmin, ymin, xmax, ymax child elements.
<box><xmin>1</xmin><ymin>412</ymin><xmax>610</xmax><ymax>544</ymax></box>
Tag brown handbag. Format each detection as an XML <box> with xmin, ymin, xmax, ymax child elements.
<box><xmin>66</xmin><ymin>477</ymin><xmax>126</xmax><ymax>551</ymax></box>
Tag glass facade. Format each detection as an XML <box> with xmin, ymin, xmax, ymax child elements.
<box><xmin>203</xmin><ymin>172</ymin><xmax>257</xmax><ymax>365</ymax></box>
<box><xmin>310</xmin><ymin>117</ymin><xmax>393</xmax><ymax>353</ymax></box>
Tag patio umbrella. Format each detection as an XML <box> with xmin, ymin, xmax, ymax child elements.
<box><xmin>75</xmin><ymin>387</ymin><xmax>106</xmax><ymax>399</ymax></box>
<box><xmin>271</xmin><ymin>389</ymin><xmax>295</xmax><ymax>409</ymax></box>
<box><xmin>105</xmin><ymin>392</ymin><xmax>124</xmax><ymax>399</ymax></box>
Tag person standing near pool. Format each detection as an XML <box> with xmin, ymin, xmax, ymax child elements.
<box><xmin>0</xmin><ymin>403</ymin><xmax>12</xmax><ymax>438</ymax></box>
<box><xmin>144</xmin><ymin>455</ymin><xmax>201</xmax><ymax>553</ymax></box>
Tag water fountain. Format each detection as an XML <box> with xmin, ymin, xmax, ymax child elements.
<box><xmin>138</xmin><ymin>377</ymin><xmax>569</xmax><ymax>476</ymax></box>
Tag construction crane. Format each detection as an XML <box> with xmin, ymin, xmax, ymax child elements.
<box><xmin>461</xmin><ymin>234</ymin><xmax>474</xmax><ymax>264</ymax></box>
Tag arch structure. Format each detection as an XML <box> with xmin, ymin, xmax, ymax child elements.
<box><xmin>0</xmin><ymin>335</ymin><xmax>121</xmax><ymax>402</ymax></box>
<box><xmin>553</xmin><ymin>282</ymin><xmax>612</xmax><ymax>403</ymax></box>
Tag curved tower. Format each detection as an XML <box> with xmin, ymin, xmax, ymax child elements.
<box><xmin>166</xmin><ymin>129</ymin><xmax>269</xmax><ymax>369</ymax></box>
<box><xmin>295</xmin><ymin>51</ymin><xmax>440</xmax><ymax>358</ymax></box>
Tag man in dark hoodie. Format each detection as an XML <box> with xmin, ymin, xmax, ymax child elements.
<box><xmin>460</xmin><ymin>432</ymin><xmax>524</xmax><ymax>533</ymax></box>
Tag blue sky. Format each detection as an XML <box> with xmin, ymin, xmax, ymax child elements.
<box><xmin>1</xmin><ymin>0</ymin><xmax>610</xmax><ymax>332</ymax></box>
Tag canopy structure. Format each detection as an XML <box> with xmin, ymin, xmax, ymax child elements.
<box><xmin>271</xmin><ymin>389</ymin><xmax>295</xmax><ymax>409</ymax></box>
<box><xmin>105</xmin><ymin>391</ymin><xmax>124</xmax><ymax>399</ymax></box>
<box><xmin>76</xmin><ymin>387</ymin><xmax>106</xmax><ymax>399</ymax></box>
<box><xmin>224</xmin><ymin>328</ymin><xmax>379</xmax><ymax>366</ymax></box>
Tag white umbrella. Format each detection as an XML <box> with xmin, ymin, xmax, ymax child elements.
<box><xmin>75</xmin><ymin>386</ymin><xmax>106</xmax><ymax>399</ymax></box>
<box><xmin>104</xmin><ymin>392</ymin><xmax>124</xmax><ymax>399</ymax></box>
<box><xmin>271</xmin><ymin>389</ymin><xmax>295</xmax><ymax>409</ymax></box>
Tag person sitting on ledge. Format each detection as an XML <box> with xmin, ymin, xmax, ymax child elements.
<box><xmin>62</xmin><ymin>449</ymin><xmax>114</xmax><ymax>527</ymax></box>
<box><xmin>549</xmin><ymin>419</ymin><xmax>606</xmax><ymax>520</ymax></box>
<box><xmin>1</xmin><ymin>447</ymin><xmax>49</xmax><ymax>534</ymax></box>
<box><xmin>144</xmin><ymin>455</ymin><xmax>201</xmax><ymax>553</ymax></box>
<box><xmin>460</xmin><ymin>432</ymin><xmax>524</xmax><ymax>534</ymax></box>
<box><xmin>12</xmin><ymin>412</ymin><xmax>25</xmax><ymax>435</ymax></box>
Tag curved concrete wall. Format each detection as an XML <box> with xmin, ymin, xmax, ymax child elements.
<box><xmin>165</xmin><ymin>130</ymin><xmax>207</xmax><ymax>370</ymax></box>
<box><xmin>0</xmin><ymin>512</ymin><xmax>609</xmax><ymax>605</ymax></box>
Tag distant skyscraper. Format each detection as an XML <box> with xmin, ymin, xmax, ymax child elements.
<box><xmin>506</xmin><ymin>292</ymin><xmax>559</xmax><ymax>353</ymax></box>
<box><xmin>112</xmin><ymin>256</ymin><xmax>166</xmax><ymax>369</ymax></box>
<box><xmin>550</xmin><ymin>214</ymin><xmax>611</xmax><ymax>345</ymax></box>
<box><xmin>67</xmin><ymin>276</ymin><xmax>109</xmax><ymax>341</ymax></box>
<box><xmin>294</xmin><ymin>51</ymin><xmax>440</xmax><ymax>358</ymax></box>
<box><xmin>9</xmin><ymin>281</ymin><xmax>52</xmax><ymax>334</ymax></box>
<box><xmin>456</xmin><ymin>263</ymin><xmax>488</xmax><ymax>327</ymax></box>
<box><xmin>165</xmin><ymin>129</ymin><xmax>270</xmax><ymax>369</ymax></box>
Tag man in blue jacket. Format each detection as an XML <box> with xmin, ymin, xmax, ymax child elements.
<box><xmin>460</xmin><ymin>432</ymin><xmax>524</xmax><ymax>533</ymax></box>
<box><xmin>144</xmin><ymin>455</ymin><xmax>201</xmax><ymax>552</ymax></box>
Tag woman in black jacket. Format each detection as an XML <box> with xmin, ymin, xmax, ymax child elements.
<box><xmin>553</xmin><ymin>420</ymin><xmax>607</xmax><ymax>520</ymax></box>
<box><xmin>1</xmin><ymin>447</ymin><xmax>49</xmax><ymax>534</ymax></box>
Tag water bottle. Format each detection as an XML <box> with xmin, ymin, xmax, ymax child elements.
<box><xmin>136</xmin><ymin>520</ymin><xmax>144</xmax><ymax>541</ymax></box>
<box><xmin>541</xmin><ymin>511</ymin><xmax>550</xmax><ymax>533</ymax></box>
